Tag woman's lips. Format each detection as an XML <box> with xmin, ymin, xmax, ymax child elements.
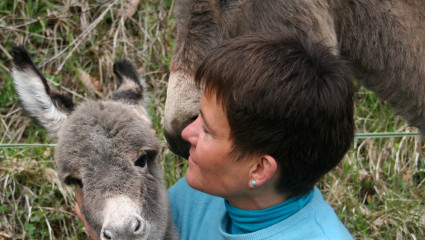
<box><xmin>188</xmin><ymin>155</ymin><xmax>198</xmax><ymax>166</ymax></box>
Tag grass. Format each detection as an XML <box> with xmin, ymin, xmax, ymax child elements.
<box><xmin>0</xmin><ymin>0</ymin><xmax>424</xmax><ymax>239</ymax></box>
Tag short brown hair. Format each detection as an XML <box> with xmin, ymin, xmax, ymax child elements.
<box><xmin>194</xmin><ymin>33</ymin><xmax>354</xmax><ymax>197</ymax></box>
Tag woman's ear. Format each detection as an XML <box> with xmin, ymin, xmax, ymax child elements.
<box><xmin>249</xmin><ymin>155</ymin><xmax>278</xmax><ymax>188</ymax></box>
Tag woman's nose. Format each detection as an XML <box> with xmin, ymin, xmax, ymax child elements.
<box><xmin>182</xmin><ymin>115</ymin><xmax>201</xmax><ymax>146</ymax></box>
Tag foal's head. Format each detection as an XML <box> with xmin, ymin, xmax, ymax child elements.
<box><xmin>12</xmin><ymin>47</ymin><xmax>171</xmax><ymax>239</ymax></box>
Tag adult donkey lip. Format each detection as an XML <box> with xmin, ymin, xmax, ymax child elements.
<box><xmin>164</xmin><ymin>0</ymin><xmax>425</xmax><ymax>153</ymax></box>
<box><xmin>164</xmin><ymin>129</ymin><xmax>190</xmax><ymax>159</ymax></box>
<box><xmin>164</xmin><ymin>71</ymin><xmax>202</xmax><ymax>158</ymax></box>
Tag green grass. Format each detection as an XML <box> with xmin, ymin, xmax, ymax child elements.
<box><xmin>0</xmin><ymin>0</ymin><xmax>424</xmax><ymax>239</ymax></box>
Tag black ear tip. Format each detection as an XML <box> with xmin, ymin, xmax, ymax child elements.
<box><xmin>113</xmin><ymin>60</ymin><xmax>135</xmax><ymax>74</ymax></box>
<box><xmin>12</xmin><ymin>46</ymin><xmax>33</xmax><ymax>69</ymax></box>
<box><xmin>113</xmin><ymin>59</ymin><xmax>141</xmax><ymax>85</ymax></box>
<box><xmin>114</xmin><ymin>59</ymin><xmax>133</xmax><ymax>67</ymax></box>
<box><xmin>12</xmin><ymin>45</ymin><xmax>27</xmax><ymax>53</ymax></box>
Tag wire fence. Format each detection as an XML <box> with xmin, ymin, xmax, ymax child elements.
<box><xmin>0</xmin><ymin>132</ymin><xmax>421</xmax><ymax>148</ymax></box>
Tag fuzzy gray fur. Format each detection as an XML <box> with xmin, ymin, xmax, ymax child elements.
<box><xmin>12</xmin><ymin>47</ymin><xmax>178</xmax><ymax>240</ymax></box>
<box><xmin>164</xmin><ymin>0</ymin><xmax>425</xmax><ymax>158</ymax></box>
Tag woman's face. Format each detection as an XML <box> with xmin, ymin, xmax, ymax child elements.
<box><xmin>182</xmin><ymin>92</ymin><xmax>255</xmax><ymax>198</ymax></box>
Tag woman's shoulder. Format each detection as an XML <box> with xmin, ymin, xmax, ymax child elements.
<box><xmin>168</xmin><ymin>177</ymin><xmax>226</xmax><ymax>239</ymax></box>
<box><xmin>303</xmin><ymin>187</ymin><xmax>354</xmax><ymax>239</ymax></box>
<box><xmin>168</xmin><ymin>177</ymin><xmax>212</xmax><ymax>200</ymax></box>
<box><xmin>168</xmin><ymin>177</ymin><xmax>224</xmax><ymax>210</ymax></box>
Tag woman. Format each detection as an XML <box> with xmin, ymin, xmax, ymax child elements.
<box><xmin>167</xmin><ymin>33</ymin><xmax>354</xmax><ymax>239</ymax></box>
<box><xmin>76</xmin><ymin>33</ymin><xmax>354</xmax><ymax>239</ymax></box>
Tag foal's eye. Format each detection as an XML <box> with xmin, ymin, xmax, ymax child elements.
<box><xmin>66</xmin><ymin>177</ymin><xmax>84</xmax><ymax>189</ymax></box>
<box><xmin>135</xmin><ymin>154</ymin><xmax>148</xmax><ymax>172</ymax></box>
<box><xmin>75</xmin><ymin>179</ymin><xmax>84</xmax><ymax>189</ymax></box>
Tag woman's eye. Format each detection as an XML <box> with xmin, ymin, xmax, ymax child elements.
<box><xmin>201</xmin><ymin>125</ymin><xmax>209</xmax><ymax>134</ymax></box>
<box><xmin>135</xmin><ymin>154</ymin><xmax>148</xmax><ymax>172</ymax></box>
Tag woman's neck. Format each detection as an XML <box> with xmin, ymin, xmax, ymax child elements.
<box><xmin>226</xmin><ymin>184</ymin><xmax>287</xmax><ymax>210</ymax></box>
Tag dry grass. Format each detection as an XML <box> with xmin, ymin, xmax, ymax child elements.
<box><xmin>320</xmin><ymin>88</ymin><xmax>425</xmax><ymax>239</ymax></box>
<box><xmin>1</xmin><ymin>0</ymin><xmax>181</xmax><ymax>238</ymax></box>
<box><xmin>0</xmin><ymin>0</ymin><xmax>424</xmax><ymax>239</ymax></box>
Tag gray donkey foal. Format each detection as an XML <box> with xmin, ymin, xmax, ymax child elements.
<box><xmin>11</xmin><ymin>47</ymin><xmax>178</xmax><ymax>240</ymax></box>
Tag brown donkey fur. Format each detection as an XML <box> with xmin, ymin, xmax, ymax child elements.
<box><xmin>164</xmin><ymin>0</ymin><xmax>425</xmax><ymax>158</ymax></box>
<box><xmin>12</xmin><ymin>47</ymin><xmax>178</xmax><ymax>240</ymax></box>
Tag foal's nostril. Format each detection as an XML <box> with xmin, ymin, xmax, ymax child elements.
<box><xmin>101</xmin><ymin>216</ymin><xmax>146</xmax><ymax>239</ymax></box>
<box><xmin>132</xmin><ymin>215</ymin><xmax>146</xmax><ymax>234</ymax></box>
<box><xmin>134</xmin><ymin>218</ymin><xmax>141</xmax><ymax>232</ymax></box>
<box><xmin>102</xmin><ymin>230</ymin><xmax>113</xmax><ymax>240</ymax></box>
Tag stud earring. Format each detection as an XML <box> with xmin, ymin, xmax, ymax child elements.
<box><xmin>251</xmin><ymin>179</ymin><xmax>257</xmax><ymax>187</ymax></box>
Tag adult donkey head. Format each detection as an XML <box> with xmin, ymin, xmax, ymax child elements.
<box><xmin>12</xmin><ymin>47</ymin><xmax>177</xmax><ymax>240</ymax></box>
<box><xmin>164</xmin><ymin>0</ymin><xmax>425</xmax><ymax>158</ymax></box>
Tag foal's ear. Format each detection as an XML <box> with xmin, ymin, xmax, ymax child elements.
<box><xmin>12</xmin><ymin>46</ymin><xmax>74</xmax><ymax>137</ymax></box>
<box><xmin>112</xmin><ymin>60</ymin><xmax>146</xmax><ymax>106</ymax></box>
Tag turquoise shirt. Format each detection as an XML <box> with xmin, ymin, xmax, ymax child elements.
<box><xmin>168</xmin><ymin>177</ymin><xmax>353</xmax><ymax>240</ymax></box>
<box><xmin>225</xmin><ymin>190</ymin><xmax>313</xmax><ymax>234</ymax></box>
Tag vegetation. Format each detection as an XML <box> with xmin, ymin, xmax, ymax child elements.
<box><xmin>0</xmin><ymin>0</ymin><xmax>423</xmax><ymax>239</ymax></box>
